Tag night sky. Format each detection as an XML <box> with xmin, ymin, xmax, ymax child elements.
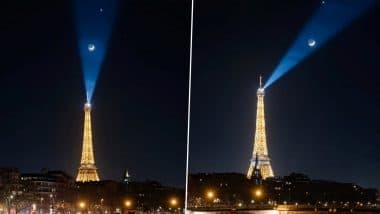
<box><xmin>189</xmin><ymin>0</ymin><xmax>380</xmax><ymax>190</ymax></box>
<box><xmin>0</xmin><ymin>0</ymin><xmax>190</xmax><ymax>187</ymax></box>
<box><xmin>1</xmin><ymin>0</ymin><xmax>379</xmax><ymax>192</ymax></box>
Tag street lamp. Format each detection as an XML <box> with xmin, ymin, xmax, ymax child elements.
<box><xmin>124</xmin><ymin>199</ymin><xmax>132</xmax><ymax>209</ymax></box>
<box><xmin>49</xmin><ymin>193</ymin><xmax>54</xmax><ymax>214</ymax></box>
<box><xmin>255</xmin><ymin>189</ymin><xmax>263</xmax><ymax>198</ymax></box>
<box><xmin>206</xmin><ymin>190</ymin><xmax>215</xmax><ymax>200</ymax></box>
<box><xmin>40</xmin><ymin>197</ymin><xmax>44</xmax><ymax>214</ymax></box>
<box><xmin>169</xmin><ymin>197</ymin><xmax>179</xmax><ymax>213</ymax></box>
<box><xmin>100</xmin><ymin>198</ymin><xmax>104</xmax><ymax>213</ymax></box>
<box><xmin>252</xmin><ymin>188</ymin><xmax>264</xmax><ymax>205</ymax></box>
<box><xmin>78</xmin><ymin>201</ymin><xmax>86</xmax><ymax>210</ymax></box>
<box><xmin>169</xmin><ymin>197</ymin><xmax>178</xmax><ymax>207</ymax></box>
<box><xmin>204</xmin><ymin>190</ymin><xmax>216</xmax><ymax>207</ymax></box>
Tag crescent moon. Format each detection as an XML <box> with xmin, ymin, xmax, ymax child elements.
<box><xmin>88</xmin><ymin>44</ymin><xmax>95</xmax><ymax>52</ymax></box>
<box><xmin>308</xmin><ymin>39</ymin><xmax>316</xmax><ymax>47</ymax></box>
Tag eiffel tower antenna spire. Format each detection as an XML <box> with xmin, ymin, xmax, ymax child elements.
<box><xmin>259</xmin><ymin>75</ymin><xmax>262</xmax><ymax>88</ymax></box>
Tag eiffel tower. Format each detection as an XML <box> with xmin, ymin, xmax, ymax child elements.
<box><xmin>247</xmin><ymin>76</ymin><xmax>274</xmax><ymax>180</ymax></box>
<box><xmin>76</xmin><ymin>102</ymin><xmax>100</xmax><ymax>182</ymax></box>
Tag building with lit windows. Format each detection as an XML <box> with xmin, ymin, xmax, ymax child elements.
<box><xmin>20</xmin><ymin>170</ymin><xmax>75</xmax><ymax>204</ymax></box>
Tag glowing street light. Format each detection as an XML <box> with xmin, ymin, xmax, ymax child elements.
<box><xmin>255</xmin><ymin>189</ymin><xmax>263</xmax><ymax>197</ymax></box>
<box><xmin>78</xmin><ymin>201</ymin><xmax>86</xmax><ymax>209</ymax></box>
<box><xmin>169</xmin><ymin>197</ymin><xmax>178</xmax><ymax>207</ymax></box>
<box><xmin>206</xmin><ymin>190</ymin><xmax>215</xmax><ymax>200</ymax></box>
<box><xmin>124</xmin><ymin>199</ymin><xmax>132</xmax><ymax>208</ymax></box>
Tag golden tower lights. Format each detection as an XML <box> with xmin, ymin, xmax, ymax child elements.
<box><xmin>247</xmin><ymin>77</ymin><xmax>274</xmax><ymax>180</ymax></box>
<box><xmin>76</xmin><ymin>102</ymin><xmax>100</xmax><ymax>182</ymax></box>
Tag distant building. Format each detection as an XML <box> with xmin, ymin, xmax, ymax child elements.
<box><xmin>0</xmin><ymin>168</ymin><xmax>20</xmax><ymax>189</ymax></box>
<box><xmin>0</xmin><ymin>167</ymin><xmax>22</xmax><ymax>205</ymax></box>
<box><xmin>0</xmin><ymin>167</ymin><xmax>184</xmax><ymax>212</ymax></box>
<box><xmin>126</xmin><ymin>180</ymin><xmax>184</xmax><ymax>211</ymax></box>
<box><xmin>76</xmin><ymin>180</ymin><xmax>124</xmax><ymax>206</ymax></box>
<box><xmin>123</xmin><ymin>170</ymin><xmax>131</xmax><ymax>184</ymax></box>
<box><xmin>0</xmin><ymin>168</ymin><xmax>20</xmax><ymax>192</ymax></box>
<box><xmin>188</xmin><ymin>173</ymin><xmax>255</xmax><ymax>207</ymax></box>
<box><xmin>20</xmin><ymin>170</ymin><xmax>75</xmax><ymax>203</ymax></box>
<box><xmin>188</xmin><ymin>172</ymin><xmax>379</xmax><ymax>208</ymax></box>
<box><xmin>76</xmin><ymin>180</ymin><xmax>184</xmax><ymax>212</ymax></box>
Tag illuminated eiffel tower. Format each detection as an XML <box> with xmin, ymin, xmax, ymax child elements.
<box><xmin>247</xmin><ymin>76</ymin><xmax>274</xmax><ymax>180</ymax></box>
<box><xmin>76</xmin><ymin>102</ymin><xmax>100</xmax><ymax>182</ymax></box>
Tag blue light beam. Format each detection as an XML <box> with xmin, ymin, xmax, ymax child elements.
<box><xmin>74</xmin><ymin>0</ymin><xmax>118</xmax><ymax>102</ymax></box>
<box><xmin>264</xmin><ymin>0</ymin><xmax>375</xmax><ymax>89</ymax></box>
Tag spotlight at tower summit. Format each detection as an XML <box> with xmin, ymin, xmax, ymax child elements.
<box><xmin>264</xmin><ymin>0</ymin><xmax>375</xmax><ymax>89</ymax></box>
<box><xmin>74</xmin><ymin>0</ymin><xmax>118</xmax><ymax>102</ymax></box>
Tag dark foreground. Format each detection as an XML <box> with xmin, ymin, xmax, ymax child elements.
<box><xmin>188</xmin><ymin>205</ymin><xmax>380</xmax><ymax>214</ymax></box>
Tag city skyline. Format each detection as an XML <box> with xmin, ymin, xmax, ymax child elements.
<box><xmin>0</xmin><ymin>0</ymin><xmax>190</xmax><ymax>187</ymax></box>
